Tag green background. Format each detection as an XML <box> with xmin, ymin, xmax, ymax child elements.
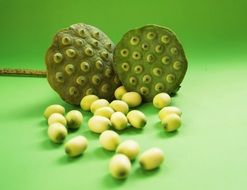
<box><xmin>0</xmin><ymin>0</ymin><xmax>247</xmax><ymax>190</ymax></box>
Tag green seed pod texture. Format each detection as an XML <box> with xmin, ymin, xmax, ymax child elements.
<box><xmin>113</xmin><ymin>25</ymin><xmax>188</xmax><ymax>101</ymax></box>
<box><xmin>45</xmin><ymin>23</ymin><xmax>121</xmax><ymax>105</ymax></box>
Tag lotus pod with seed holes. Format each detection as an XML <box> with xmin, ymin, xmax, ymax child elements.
<box><xmin>45</xmin><ymin>23</ymin><xmax>121</xmax><ymax>105</ymax></box>
<box><xmin>113</xmin><ymin>25</ymin><xmax>188</xmax><ymax>102</ymax></box>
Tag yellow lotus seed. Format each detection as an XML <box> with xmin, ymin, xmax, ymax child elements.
<box><xmin>48</xmin><ymin>113</ymin><xmax>67</xmax><ymax>126</ymax></box>
<box><xmin>88</xmin><ymin>116</ymin><xmax>111</xmax><ymax>133</ymax></box>
<box><xmin>110</xmin><ymin>112</ymin><xmax>128</xmax><ymax>130</ymax></box>
<box><xmin>94</xmin><ymin>107</ymin><xmax>115</xmax><ymax>119</ymax></box>
<box><xmin>127</xmin><ymin>110</ymin><xmax>147</xmax><ymax>129</ymax></box>
<box><xmin>121</xmin><ymin>92</ymin><xmax>142</xmax><ymax>108</ymax></box>
<box><xmin>139</xmin><ymin>147</ymin><xmax>164</xmax><ymax>170</ymax></box>
<box><xmin>80</xmin><ymin>95</ymin><xmax>99</xmax><ymax>111</ymax></box>
<box><xmin>153</xmin><ymin>93</ymin><xmax>171</xmax><ymax>109</ymax></box>
<box><xmin>162</xmin><ymin>114</ymin><xmax>182</xmax><ymax>132</ymax></box>
<box><xmin>65</xmin><ymin>136</ymin><xmax>88</xmax><ymax>157</ymax></box>
<box><xmin>47</xmin><ymin>123</ymin><xmax>68</xmax><ymax>143</ymax></box>
<box><xmin>65</xmin><ymin>110</ymin><xmax>83</xmax><ymax>129</ymax></box>
<box><xmin>90</xmin><ymin>99</ymin><xmax>109</xmax><ymax>113</ymax></box>
<box><xmin>116</xmin><ymin>140</ymin><xmax>140</xmax><ymax>160</ymax></box>
<box><xmin>43</xmin><ymin>104</ymin><xmax>65</xmax><ymax>119</ymax></box>
<box><xmin>158</xmin><ymin>106</ymin><xmax>182</xmax><ymax>120</ymax></box>
<box><xmin>114</xmin><ymin>86</ymin><xmax>127</xmax><ymax>100</ymax></box>
<box><xmin>99</xmin><ymin>130</ymin><xmax>121</xmax><ymax>151</ymax></box>
<box><xmin>109</xmin><ymin>154</ymin><xmax>131</xmax><ymax>179</ymax></box>
<box><xmin>110</xmin><ymin>100</ymin><xmax>129</xmax><ymax>115</ymax></box>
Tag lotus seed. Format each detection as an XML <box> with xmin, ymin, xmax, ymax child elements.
<box><xmin>122</xmin><ymin>92</ymin><xmax>142</xmax><ymax>108</ymax></box>
<box><xmin>90</xmin><ymin>99</ymin><xmax>109</xmax><ymax>113</ymax></box>
<box><xmin>116</xmin><ymin>140</ymin><xmax>140</xmax><ymax>160</ymax></box>
<box><xmin>111</xmin><ymin>112</ymin><xmax>128</xmax><ymax>130</ymax></box>
<box><xmin>80</xmin><ymin>95</ymin><xmax>99</xmax><ymax>111</ymax></box>
<box><xmin>65</xmin><ymin>110</ymin><xmax>83</xmax><ymax>129</ymax></box>
<box><xmin>55</xmin><ymin>72</ymin><xmax>64</xmax><ymax>83</ymax></box>
<box><xmin>48</xmin><ymin>113</ymin><xmax>67</xmax><ymax>126</ymax></box>
<box><xmin>92</xmin><ymin>75</ymin><xmax>101</xmax><ymax>85</ymax></box>
<box><xmin>154</xmin><ymin>83</ymin><xmax>165</xmax><ymax>92</ymax></box>
<box><xmin>69</xmin><ymin>86</ymin><xmax>78</xmax><ymax>96</ymax></box>
<box><xmin>140</xmin><ymin>87</ymin><xmax>149</xmax><ymax>95</ymax></box>
<box><xmin>95</xmin><ymin>60</ymin><xmax>103</xmax><ymax>70</ymax></box>
<box><xmin>109</xmin><ymin>154</ymin><xmax>131</xmax><ymax>179</ymax></box>
<box><xmin>173</xmin><ymin>61</ymin><xmax>182</xmax><ymax>70</ymax></box>
<box><xmin>48</xmin><ymin>123</ymin><xmax>68</xmax><ymax>143</ymax></box>
<box><xmin>114</xmin><ymin>86</ymin><xmax>127</xmax><ymax>100</ymax></box>
<box><xmin>143</xmin><ymin>75</ymin><xmax>152</xmax><ymax>84</ymax></box>
<box><xmin>120</xmin><ymin>49</ymin><xmax>129</xmax><ymax>57</ymax></box>
<box><xmin>139</xmin><ymin>147</ymin><xmax>164</xmax><ymax>170</ymax></box>
<box><xmin>65</xmin><ymin>136</ymin><xmax>88</xmax><ymax>157</ymax></box>
<box><xmin>170</xmin><ymin>47</ymin><xmax>178</xmax><ymax>55</ymax></box>
<box><xmin>134</xmin><ymin>65</ymin><xmax>143</xmax><ymax>74</ymax></box>
<box><xmin>146</xmin><ymin>54</ymin><xmax>155</xmax><ymax>63</ymax></box>
<box><xmin>94</xmin><ymin>106</ymin><xmax>115</xmax><ymax>119</ymax></box>
<box><xmin>162</xmin><ymin>113</ymin><xmax>182</xmax><ymax>132</ymax></box>
<box><xmin>153</xmin><ymin>67</ymin><xmax>162</xmax><ymax>76</ymax></box>
<box><xmin>61</xmin><ymin>36</ymin><xmax>71</xmax><ymax>45</ymax></box>
<box><xmin>129</xmin><ymin>76</ymin><xmax>137</xmax><ymax>86</ymax></box>
<box><xmin>127</xmin><ymin>110</ymin><xmax>147</xmax><ymax>129</ymax></box>
<box><xmin>84</xmin><ymin>47</ymin><xmax>94</xmax><ymax>56</ymax></box>
<box><xmin>121</xmin><ymin>62</ymin><xmax>130</xmax><ymax>71</ymax></box>
<box><xmin>44</xmin><ymin>104</ymin><xmax>65</xmax><ymax>119</ymax></box>
<box><xmin>110</xmin><ymin>100</ymin><xmax>129</xmax><ymax>114</ymax></box>
<box><xmin>132</xmin><ymin>51</ymin><xmax>141</xmax><ymax>60</ymax></box>
<box><xmin>99</xmin><ymin>130</ymin><xmax>121</xmax><ymax>151</ymax></box>
<box><xmin>153</xmin><ymin>93</ymin><xmax>171</xmax><ymax>109</ymax></box>
<box><xmin>130</xmin><ymin>36</ymin><xmax>140</xmax><ymax>45</ymax></box>
<box><xmin>159</xmin><ymin>106</ymin><xmax>182</xmax><ymax>120</ymax></box>
<box><xmin>88</xmin><ymin>115</ymin><xmax>111</xmax><ymax>133</ymax></box>
<box><xmin>101</xmin><ymin>51</ymin><xmax>109</xmax><ymax>61</ymax></box>
<box><xmin>161</xmin><ymin>56</ymin><xmax>170</xmax><ymax>65</ymax></box>
<box><xmin>155</xmin><ymin>45</ymin><xmax>163</xmax><ymax>53</ymax></box>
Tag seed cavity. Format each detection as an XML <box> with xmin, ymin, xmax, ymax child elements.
<box><xmin>69</xmin><ymin>87</ymin><xmax>79</xmax><ymax>96</ymax></box>
<box><xmin>55</xmin><ymin>72</ymin><xmax>64</xmax><ymax>83</ymax></box>
<box><xmin>86</xmin><ymin>88</ymin><xmax>94</xmax><ymax>95</ymax></box>
<box><xmin>140</xmin><ymin>87</ymin><xmax>149</xmax><ymax>95</ymax></box>
<box><xmin>76</xmin><ymin>39</ymin><xmax>84</xmax><ymax>46</ymax></box>
<box><xmin>65</xmin><ymin>64</ymin><xmax>75</xmax><ymax>75</ymax></box>
<box><xmin>143</xmin><ymin>75</ymin><xmax>152</xmax><ymax>84</ymax></box>
<box><xmin>147</xmin><ymin>54</ymin><xmax>155</xmax><ymax>63</ymax></box>
<box><xmin>66</xmin><ymin>49</ymin><xmax>76</xmax><ymax>58</ymax></box>
<box><xmin>129</xmin><ymin>76</ymin><xmax>137</xmax><ymax>86</ymax></box>
<box><xmin>93</xmin><ymin>31</ymin><xmax>100</xmax><ymax>39</ymax></box>
<box><xmin>134</xmin><ymin>65</ymin><xmax>143</xmax><ymax>74</ymax></box>
<box><xmin>101</xmin><ymin>83</ymin><xmax>110</xmax><ymax>93</ymax></box>
<box><xmin>114</xmin><ymin>76</ymin><xmax>120</xmax><ymax>85</ymax></box>
<box><xmin>76</xmin><ymin>76</ymin><xmax>87</xmax><ymax>86</ymax></box>
<box><xmin>120</xmin><ymin>49</ymin><xmax>129</xmax><ymax>57</ymax></box>
<box><xmin>166</xmin><ymin>74</ymin><xmax>175</xmax><ymax>83</ymax></box>
<box><xmin>155</xmin><ymin>45</ymin><xmax>163</xmax><ymax>53</ymax></box>
<box><xmin>155</xmin><ymin>83</ymin><xmax>165</xmax><ymax>92</ymax></box>
<box><xmin>141</xmin><ymin>43</ymin><xmax>149</xmax><ymax>50</ymax></box>
<box><xmin>105</xmin><ymin>68</ymin><xmax>113</xmax><ymax>78</ymax></box>
<box><xmin>121</xmin><ymin>62</ymin><xmax>130</xmax><ymax>71</ymax></box>
<box><xmin>146</xmin><ymin>32</ymin><xmax>156</xmax><ymax>40</ymax></box>
<box><xmin>170</xmin><ymin>47</ymin><xmax>178</xmax><ymax>55</ymax></box>
<box><xmin>92</xmin><ymin>40</ymin><xmax>99</xmax><ymax>48</ymax></box>
<box><xmin>132</xmin><ymin>51</ymin><xmax>141</xmax><ymax>60</ymax></box>
<box><xmin>130</xmin><ymin>36</ymin><xmax>140</xmax><ymax>45</ymax></box>
<box><xmin>80</xmin><ymin>62</ymin><xmax>90</xmax><ymax>72</ymax></box>
<box><xmin>62</xmin><ymin>36</ymin><xmax>71</xmax><ymax>45</ymax></box>
<box><xmin>106</xmin><ymin>43</ymin><xmax>113</xmax><ymax>52</ymax></box>
<box><xmin>84</xmin><ymin>47</ymin><xmax>94</xmax><ymax>56</ymax></box>
<box><xmin>95</xmin><ymin>60</ymin><xmax>103</xmax><ymax>70</ymax></box>
<box><xmin>101</xmin><ymin>51</ymin><xmax>109</xmax><ymax>60</ymax></box>
<box><xmin>92</xmin><ymin>75</ymin><xmax>101</xmax><ymax>85</ymax></box>
<box><xmin>173</xmin><ymin>61</ymin><xmax>182</xmax><ymax>70</ymax></box>
<box><xmin>153</xmin><ymin>67</ymin><xmax>162</xmax><ymax>76</ymax></box>
<box><xmin>162</xmin><ymin>56</ymin><xmax>170</xmax><ymax>65</ymax></box>
<box><xmin>161</xmin><ymin>35</ymin><xmax>169</xmax><ymax>44</ymax></box>
<box><xmin>53</xmin><ymin>53</ymin><xmax>63</xmax><ymax>63</ymax></box>
<box><xmin>78</xmin><ymin>29</ymin><xmax>85</xmax><ymax>37</ymax></box>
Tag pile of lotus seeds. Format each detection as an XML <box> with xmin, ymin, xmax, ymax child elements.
<box><xmin>43</xmin><ymin>86</ymin><xmax>182</xmax><ymax>179</ymax></box>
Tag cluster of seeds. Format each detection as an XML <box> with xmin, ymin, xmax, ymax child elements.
<box><xmin>42</xmin><ymin>85</ymin><xmax>183</xmax><ymax>180</ymax></box>
<box><xmin>44</xmin><ymin>105</ymin><xmax>87</xmax><ymax>157</ymax></box>
<box><xmin>113</xmin><ymin>25</ymin><xmax>188</xmax><ymax>101</ymax></box>
<box><xmin>45</xmin><ymin>23</ymin><xmax>121</xmax><ymax>105</ymax></box>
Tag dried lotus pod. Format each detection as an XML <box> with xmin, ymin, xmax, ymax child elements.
<box><xmin>113</xmin><ymin>25</ymin><xmax>188</xmax><ymax>102</ymax></box>
<box><xmin>45</xmin><ymin>23</ymin><xmax>121</xmax><ymax>105</ymax></box>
